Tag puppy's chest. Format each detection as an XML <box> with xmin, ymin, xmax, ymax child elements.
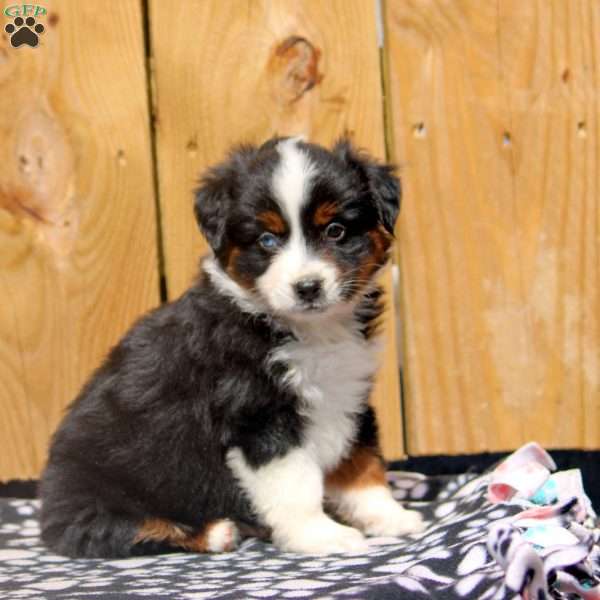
<box><xmin>271</xmin><ymin>324</ymin><xmax>380</xmax><ymax>470</ymax></box>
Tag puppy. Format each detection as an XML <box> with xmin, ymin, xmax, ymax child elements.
<box><xmin>39</xmin><ymin>136</ymin><xmax>423</xmax><ymax>558</ymax></box>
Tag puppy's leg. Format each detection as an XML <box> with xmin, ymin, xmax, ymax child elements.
<box><xmin>227</xmin><ymin>447</ymin><xmax>367</xmax><ymax>554</ymax></box>
<box><xmin>325</xmin><ymin>446</ymin><xmax>424</xmax><ymax>537</ymax></box>
<box><xmin>134</xmin><ymin>518</ymin><xmax>240</xmax><ymax>553</ymax></box>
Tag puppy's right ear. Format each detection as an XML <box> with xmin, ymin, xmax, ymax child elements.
<box><xmin>332</xmin><ymin>138</ymin><xmax>401</xmax><ymax>235</ymax></box>
<box><xmin>194</xmin><ymin>145</ymin><xmax>257</xmax><ymax>254</ymax></box>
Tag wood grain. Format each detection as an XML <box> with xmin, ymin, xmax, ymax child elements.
<box><xmin>149</xmin><ymin>0</ymin><xmax>405</xmax><ymax>458</ymax></box>
<box><xmin>385</xmin><ymin>0</ymin><xmax>600</xmax><ymax>453</ymax></box>
<box><xmin>0</xmin><ymin>1</ymin><xmax>159</xmax><ymax>478</ymax></box>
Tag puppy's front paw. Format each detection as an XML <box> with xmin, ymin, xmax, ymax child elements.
<box><xmin>277</xmin><ymin>515</ymin><xmax>367</xmax><ymax>555</ymax></box>
<box><xmin>363</xmin><ymin>504</ymin><xmax>425</xmax><ymax>537</ymax></box>
<box><xmin>334</xmin><ymin>486</ymin><xmax>426</xmax><ymax>537</ymax></box>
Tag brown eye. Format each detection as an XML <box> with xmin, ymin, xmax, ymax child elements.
<box><xmin>325</xmin><ymin>222</ymin><xmax>345</xmax><ymax>241</ymax></box>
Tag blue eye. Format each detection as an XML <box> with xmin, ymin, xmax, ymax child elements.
<box><xmin>258</xmin><ymin>232</ymin><xmax>280</xmax><ymax>251</ymax></box>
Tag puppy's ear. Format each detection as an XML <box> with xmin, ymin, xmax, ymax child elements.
<box><xmin>333</xmin><ymin>138</ymin><xmax>401</xmax><ymax>234</ymax></box>
<box><xmin>194</xmin><ymin>145</ymin><xmax>257</xmax><ymax>253</ymax></box>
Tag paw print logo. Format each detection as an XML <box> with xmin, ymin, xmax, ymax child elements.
<box><xmin>5</xmin><ymin>16</ymin><xmax>45</xmax><ymax>48</ymax></box>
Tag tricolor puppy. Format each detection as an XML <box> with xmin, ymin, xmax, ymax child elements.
<box><xmin>40</xmin><ymin>137</ymin><xmax>424</xmax><ymax>558</ymax></box>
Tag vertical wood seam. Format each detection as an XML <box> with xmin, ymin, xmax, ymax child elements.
<box><xmin>141</xmin><ymin>0</ymin><xmax>168</xmax><ymax>303</ymax></box>
<box><xmin>379</xmin><ymin>0</ymin><xmax>408</xmax><ymax>456</ymax></box>
<box><xmin>496</xmin><ymin>0</ymin><xmax>529</xmax><ymax>444</ymax></box>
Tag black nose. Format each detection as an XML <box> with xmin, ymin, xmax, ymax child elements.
<box><xmin>294</xmin><ymin>278</ymin><xmax>323</xmax><ymax>303</ymax></box>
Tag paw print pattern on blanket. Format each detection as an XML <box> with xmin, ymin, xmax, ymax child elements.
<box><xmin>0</xmin><ymin>444</ymin><xmax>598</xmax><ymax>599</ymax></box>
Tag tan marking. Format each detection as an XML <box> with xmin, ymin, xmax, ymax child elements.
<box><xmin>226</xmin><ymin>245</ymin><xmax>241</xmax><ymax>274</ymax></box>
<box><xmin>345</xmin><ymin>225</ymin><xmax>393</xmax><ymax>299</ymax></box>
<box><xmin>257</xmin><ymin>210</ymin><xmax>286</xmax><ymax>234</ymax></box>
<box><xmin>326</xmin><ymin>446</ymin><xmax>387</xmax><ymax>490</ymax></box>
<box><xmin>225</xmin><ymin>245</ymin><xmax>253</xmax><ymax>290</ymax></box>
<box><xmin>367</xmin><ymin>226</ymin><xmax>392</xmax><ymax>265</ymax></box>
<box><xmin>134</xmin><ymin>518</ymin><xmax>188</xmax><ymax>546</ymax></box>
<box><xmin>313</xmin><ymin>201</ymin><xmax>339</xmax><ymax>226</ymax></box>
<box><xmin>134</xmin><ymin>518</ymin><xmax>237</xmax><ymax>553</ymax></box>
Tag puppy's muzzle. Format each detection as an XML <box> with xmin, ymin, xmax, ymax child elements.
<box><xmin>293</xmin><ymin>277</ymin><xmax>323</xmax><ymax>304</ymax></box>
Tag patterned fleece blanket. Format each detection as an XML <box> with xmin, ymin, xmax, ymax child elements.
<box><xmin>0</xmin><ymin>443</ymin><xmax>598</xmax><ymax>600</ymax></box>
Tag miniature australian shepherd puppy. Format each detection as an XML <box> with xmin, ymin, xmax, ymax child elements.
<box><xmin>40</xmin><ymin>136</ymin><xmax>424</xmax><ymax>558</ymax></box>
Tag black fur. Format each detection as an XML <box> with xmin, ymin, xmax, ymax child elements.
<box><xmin>40</xmin><ymin>137</ymin><xmax>400</xmax><ymax>558</ymax></box>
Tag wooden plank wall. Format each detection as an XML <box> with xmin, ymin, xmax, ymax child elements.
<box><xmin>2</xmin><ymin>0</ymin><xmax>599</xmax><ymax>479</ymax></box>
<box><xmin>148</xmin><ymin>0</ymin><xmax>405</xmax><ymax>459</ymax></box>
<box><xmin>0</xmin><ymin>1</ymin><xmax>159</xmax><ymax>479</ymax></box>
<box><xmin>385</xmin><ymin>0</ymin><xmax>600</xmax><ymax>454</ymax></box>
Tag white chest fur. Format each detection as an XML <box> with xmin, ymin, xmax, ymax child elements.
<box><xmin>269</xmin><ymin>318</ymin><xmax>381</xmax><ymax>472</ymax></box>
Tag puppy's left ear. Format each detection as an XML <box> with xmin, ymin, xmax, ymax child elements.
<box><xmin>333</xmin><ymin>138</ymin><xmax>401</xmax><ymax>234</ymax></box>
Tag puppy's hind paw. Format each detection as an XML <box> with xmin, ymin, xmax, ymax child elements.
<box><xmin>205</xmin><ymin>519</ymin><xmax>240</xmax><ymax>552</ymax></box>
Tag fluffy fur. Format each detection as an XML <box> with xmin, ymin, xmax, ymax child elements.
<box><xmin>39</xmin><ymin>137</ymin><xmax>423</xmax><ymax>558</ymax></box>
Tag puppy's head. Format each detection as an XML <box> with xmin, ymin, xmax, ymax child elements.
<box><xmin>195</xmin><ymin>137</ymin><xmax>400</xmax><ymax>318</ymax></box>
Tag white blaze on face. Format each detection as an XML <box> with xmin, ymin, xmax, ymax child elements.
<box><xmin>257</xmin><ymin>138</ymin><xmax>340</xmax><ymax>314</ymax></box>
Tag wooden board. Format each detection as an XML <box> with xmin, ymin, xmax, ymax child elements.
<box><xmin>385</xmin><ymin>0</ymin><xmax>600</xmax><ymax>454</ymax></box>
<box><xmin>0</xmin><ymin>0</ymin><xmax>159</xmax><ymax>479</ymax></box>
<box><xmin>149</xmin><ymin>0</ymin><xmax>405</xmax><ymax>458</ymax></box>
